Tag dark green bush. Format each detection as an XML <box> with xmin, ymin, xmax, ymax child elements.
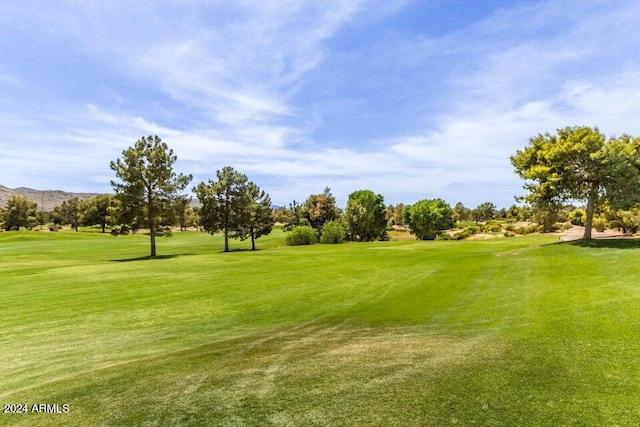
<box><xmin>320</xmin><ymin>221</ymin><xmax>346</xmax><ymax>244</ymax></box>
<box><xmin>285</xmin><ymin>226</ymin><xmax>317</xmax><ymax>246</ymax></box>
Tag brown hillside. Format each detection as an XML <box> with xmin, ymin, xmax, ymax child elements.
<box><xmin>0</xmin><ymin>185</ymin><xmax>101</xmax><ymax>211</ymax></box>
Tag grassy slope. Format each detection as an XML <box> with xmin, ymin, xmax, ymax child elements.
<box><xmin>1</xmin><ymin>230</ymin><xmax>640</xmax><ymax>426</ymax></box>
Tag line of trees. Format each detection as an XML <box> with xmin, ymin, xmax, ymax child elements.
<box><xmin>194</xmin><ymin>167</ymin><xmax>273</xmax><ymax>252</ymax></box>
<box><xmin>9</xmin><ymin>126</ymin><xmax>638</xmax><ymax>253</ymax></box>
<box><xmin>0</xmin><ymin>130</ymin><xmax>541</xmax><ymax>253</ymax></box>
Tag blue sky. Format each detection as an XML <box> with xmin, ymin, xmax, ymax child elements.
<box><xmin>2</xmin><ymin>1</ymin><xmax>640</xmax><ymax>208</ymax></box>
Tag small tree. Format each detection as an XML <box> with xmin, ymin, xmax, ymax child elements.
<box><xmin>243</xmin><ymin>182</ymin><xmax>274</xmax><ymax>250</ymax></box>
<box><xmin>173</xmin><ymin>196</ymin><xmax>193</xmax><ymax>231</ymax></box>
<box><xmin>282</xmin><ymin>200</ymin><xmax>309</xmax><ymax>232</ymax></box>
<box><xmin>53</xmin><ymin>197</ymin><xmax>83</xmax><ymax>231</ymax></box>
<box><xmin>344</xmin><ymin>190</ymin><xmax>387</xmax><ymax>241</ymax></box>
<box><xmin>303</xmin><ymin>187</ymin><xmax>340</xmax><ymax>239</ymax></box>
<box><xmin>531</xmin><ymin>199</ymin><xmax>561</xmax><ymax>232</ymax></box>
<box><xmin>386</xmin><ymin>203</ymin><xmax>405</xmax><ymax>226</ymax></box>
<box><xmin>471</xmin><ymin>202</ymin><xmax>496</xmax><ymax>224</ymax></box>
<box><xmin>453</xmin><ymin>202</ymin><xmax>471</xmax><ymax>222</ymax></box>
<box><xmin>402</xmin><ymin>199</ymin><xmax>455</xmax><ymax>240</ymax></box>
<box><xmin>3</xmin><ymin>195</ymin><xmax>37</xmax><ymax>231</ymax></box>
<box><xmin>82</xmin><ymin>194</ymin><xmax>113</xmax><ymax>233</ymax></box>
<box><xmin>194</xmin><ymin>166</ymin><xmax>250</xmax><ymax>252</ymax></box>
<box><xmin>110</xmin><ymin>135</ymin><xmax>192</xmax><ymax>256</ymax></box>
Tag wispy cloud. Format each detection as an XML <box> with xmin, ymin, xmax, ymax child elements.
<box><xmin>1</xmin><ymin>1</ymin><xmax>640</xmax><ymax>207</ymax></box>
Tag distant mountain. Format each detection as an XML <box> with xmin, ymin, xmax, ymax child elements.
<box><xmin>0</xmin><ymin>185</ymin><xmax>101</xmax><ymax>211</ymax></box>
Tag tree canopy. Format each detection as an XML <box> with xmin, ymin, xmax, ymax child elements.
<box><xmin>243</xmin><ymin>182</ymin><xmax>274</xmax><ymax>250</ymax></box>
<box><xmin>2</xmin><ymin>195</ymin><xmax>37</xmax><ymax>231</ymax></box>
<box><xmin>82</xmin><ymin>194</ymin><xmax>113</xmax><ymax>233</ymax></box>
<box><xmin>511</xmin><ymin>126</ymin><xmax>640</xmax><ymax>239</ymax></box>
<box><xmin>471</xmin><ymin>202</ymin><xmax>496</xmax><ymax>224</ymax></box>
<box><xmin>110</xmin><ymin>135</ymin><xmax>192</xmax><ymax>256</ymax></box>
<box><xmin>195</xmin><ymin>166</ymin><xmax>262</xmax><ymax>252</ymax></box>
<box><xmin>343</xmin><ymin>190</ymin><xmax>387</xmax><ymax>241</ymax></box>
<box><xmin>302</xmin><ymin>187</ymin><xmax>340</xmax><ymax>239</ymax></box>
<box><xmin>53</xmin><ymin>197</ymin><xmax>82</xmax><ymax>231</ymax></box>
<box><xmin>402</xmin><ymin>199</ymin><xmax>454</xmax><ymax>240</ymax></box>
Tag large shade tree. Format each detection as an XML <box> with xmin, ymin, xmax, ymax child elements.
<box><xmin>110</xmin><ymin>135</ymin><xmax>192</xmax><ymax>256</ymax></box>
<box><xmin>511</xmin><ymin>126</ymin><xmax>639</xmax><ymax>239</ymax></box>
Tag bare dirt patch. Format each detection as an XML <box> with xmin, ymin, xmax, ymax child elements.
<box><xmin>559</xmin><ymin>225</ymin><xmax>631</xmax><ymax>242</ymax></box>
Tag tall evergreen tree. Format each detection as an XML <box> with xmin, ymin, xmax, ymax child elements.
<box><xmin>3</xmin><ymin>195</ymin><xmax>37</xmax><ymax>231</ymax></box>
<box><xmin>53</xmin><ymin>197</ymin><xmax>82</xmax><ymax>231</ymax></box>
<box><xmin>110</xmin><ymin>135</ymin><xmax>192</xmax><ymax>256</ymax></box>
<box><xmin>244</xmin><ymin>182</ymin><xmax>274</xmax><ymax>251</ymax></box>
<box><xmin>82</xmin><ymin>194</ymin><xmax>112</xmax><ymax>233</ymax></box>
<box><xmin>194</xmin><ymin>166</ymin><xmax>250</xmax><ymax>252</ymax></box>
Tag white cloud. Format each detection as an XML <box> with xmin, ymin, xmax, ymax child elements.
<box><xmin>2</xmin><ymin>0</ymin><xmax>640</xmax><ymax>209</ymax></box>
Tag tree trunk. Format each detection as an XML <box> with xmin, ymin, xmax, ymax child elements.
<box><xmin>150</xmin><ymin>220</ymin><xmax>157</xmax><ymax>257</ymax></box>
<box><xmin>251</xmin><ymin>228</ymin><xmax>256</xmax><ymax>251</ymax></box>
<box><xmin>583</xmin><ymin>189</ymin><xmax>597</xmax><ymax>240</ymax></box>
<box><xmin>101</xmin><ymin>222</ymin><xmax>106</xmax><ymax>233</ymax></box>
<box><xmin>149</xmin><ymin>196</ymin><xmax>157</xmax><ymax>257</ymax></box>
<box><xmin>224</xmin><ymin>230</ymin><xmax>229</xmax><ymax>252</ymax></box>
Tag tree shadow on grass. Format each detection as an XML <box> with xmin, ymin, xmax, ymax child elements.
<box><xmin>222</xmin><ymin>248</ymin><xmax>263</xmax><ymax>253</ymax></box>
<box><xmin>558</xmin><ymin>238</ymin><xmax>640</xmax><ymax>250</ymax></box>
<box><xmin>110</xmin><ymin>253</ymin><xmax>195</xmax><ymax>262</ymax></box>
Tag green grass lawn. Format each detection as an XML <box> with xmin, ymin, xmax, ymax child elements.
<box><xmin>1</xmin><ymin>229</ymin><xmax>640</xmax><ymax>426</ymax></box>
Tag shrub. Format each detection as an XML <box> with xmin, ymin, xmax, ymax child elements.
<box><xmin>503</xmin><ymin>231</ymin><xmax>516</xmax><ymax>237</ymax></box>
<box><xmin>285</xmin><ymin>226</ymin><xmax>317</xmax><ymax>246</ymax></box>
<box><xmin>486</xmin><ymin>223</ymin><xmax>503</xmax><ymax>232</ymax></box>
<box><xmin>515</xmin><ymin>225</ymin><xmax>539</xmax><ymax>235</ymax></box>
<box><xmin>593</xmin><ymin>217</ymin><xmax>607</xmax><ymax>232</ymax></box>
<box><xmin>569</xmin><ymin>209</ymin><xmax>586</xmax><ymax>226</ymax></box>
<box><xmin>320</xmin><ymin>221</ymin><xmax>346</xmax><ymax>244</ymax></box>
<box><xmin>465</xmin><ymin>226</ymin><xmax>479</xmax><ymax>235</ymax></box>
<box><xmin>435</xmin><ymin>233</ymin><xmax>453</xmax><ymax>240</ymax></box>
<box><xmin>110</xmin><ymin>224</ymin><xmax>131</xmax><ymax>236</ymax></box>
<box><xmin>453</xmin><ymin>230</ymin><xmax>471</xmax><ymax>240</ymax></box>
<box><xmin>504</xmin><ymin>224</ymin><xmax>516</xmax><ymax>232</ymax></box>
